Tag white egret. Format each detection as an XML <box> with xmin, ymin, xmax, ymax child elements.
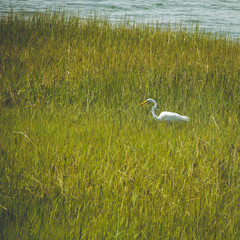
<box><xmin>140</xmin><ymin>98</ymin><xmax>189</xmax><ymax>123</ymax></box>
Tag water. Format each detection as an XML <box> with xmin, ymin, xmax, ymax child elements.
<box><xmin>1</xmin><ymin>0</ymin><xmax>240</xmax><ymax>39</ymax></box>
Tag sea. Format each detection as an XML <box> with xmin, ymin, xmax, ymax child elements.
<box><xmin>1</xmin><ymin>0</ymin><xmax>240</xmax><ymax>39</ymax></box>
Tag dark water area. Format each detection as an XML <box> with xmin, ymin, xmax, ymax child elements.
<box><xmin>1</xmin><ymin>0</ymin><xmax>240</xmax><ymax>39</ymax></box>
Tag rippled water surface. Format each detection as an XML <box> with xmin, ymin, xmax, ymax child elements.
<box><xmin>1</xmin><ymin>0</ymin><xmax>240</xmax><ymax>39</ymax></box>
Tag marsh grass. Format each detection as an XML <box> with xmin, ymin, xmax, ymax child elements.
<box><xmin>1</xmin><ymin>11</ymin><xmax>240</xmax><ymax>239</ymax></box>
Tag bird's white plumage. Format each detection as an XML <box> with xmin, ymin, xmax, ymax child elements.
<box><xmin>140</xmin><ymin>98</ymin><xmax>189</xmax><ymax>123</ymax></box>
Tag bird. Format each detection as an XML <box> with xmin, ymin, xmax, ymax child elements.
<box><xmin>140</xmin><ymin>98</ymin><xmax>189</xmax><ymax>123</ymax></box>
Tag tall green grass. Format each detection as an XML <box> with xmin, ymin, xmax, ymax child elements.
<box><xmin>1</xmin><ymin>11</ymin><xmax>240</xmax><ymax>239</ymax></box>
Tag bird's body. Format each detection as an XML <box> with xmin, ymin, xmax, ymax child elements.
<box><xmin>158</xmin><ymin>111</ymin><xmax>189</xmax><ymax>122</ymax></box>
<box><xmin>140</xmin><ymin>98</ymin><xmax>189</xmax><ymax>123</ymax></box>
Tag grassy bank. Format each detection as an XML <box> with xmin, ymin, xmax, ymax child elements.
<box><xmin>1</xmin><ymin>11</ymin><xmax>240</xmax><ymax>239</ymax></box>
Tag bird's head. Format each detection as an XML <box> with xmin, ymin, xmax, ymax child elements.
<box><xmin>139</xmin><ymin>98</ymin><xmax>155</xmax><ymax>106</ymax></box>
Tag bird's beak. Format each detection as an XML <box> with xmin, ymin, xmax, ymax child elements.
<box><xmin>139</xmin><ymin>100</ymin><xmax>147</xmax><ymax>106</ymax></box>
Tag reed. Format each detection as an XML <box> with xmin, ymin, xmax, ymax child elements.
<box><xmin>1</xmin><ymin>11</ymin><xmax>240</xmax><ymax>239</ymax></box>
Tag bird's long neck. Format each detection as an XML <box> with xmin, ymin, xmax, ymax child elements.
<box><xmin>151</xmin><ymin>102</ymin><xmax>159</xmax><ymax>121</ymax></box>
